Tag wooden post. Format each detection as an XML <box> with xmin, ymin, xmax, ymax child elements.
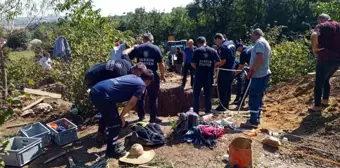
<box><xmin>0</xmin><ymin>46</ymin><xmax>7</xmax><ymax>101</ymax></box>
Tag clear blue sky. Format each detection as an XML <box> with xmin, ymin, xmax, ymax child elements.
<box><xmin>92</xmin><ymin>0</ymin><xmax>193</xmax><ymax>16</ymax></box>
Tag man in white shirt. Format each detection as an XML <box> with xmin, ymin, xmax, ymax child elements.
<box><xmin>39</xmin><ymin>52</ymin><xmax>52</xmax><ymax>72</ymax></box>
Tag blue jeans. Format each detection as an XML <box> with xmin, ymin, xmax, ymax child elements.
<box><xmin>217</xmin><ymin>71</ymin><xmax>233</xmax><ymax>108</ymax></box>
<box><xmin>89</xmin><ymin>88</ymin><xmax>122</xmax><ymax>157</ymax></box>
<box><xmin>193</xmin><ymin>78</ymin><xmax>212</xmax><ymax>113</ymax></box>
<box><xmin>314</xmin><ymin>59</ymin><xmax>340</xmax><ymax>106</ymax></box>
<box><xmin>249</xmin><ymin>74</ymin><xmax>270</xmax><ymax>125</ymax></box>
<box><xmin>138</xmin><ymin>73</ymin><xmax>160</xmax><ymax>120</ymax></box>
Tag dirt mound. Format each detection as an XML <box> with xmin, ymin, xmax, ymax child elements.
<box><xmin>39</xmin><ymin>82</ymin><xmax>67</xmax><ymax>95</ymax></box>
<box><xmin>164</xmin><ymin>72</ymin><xmax>178</xmax><ymax>78</ymax></box>
<box><xmin>262</xmin><ymin>76</ymin><xmax>340</xmax><ymax>134</ymax></box>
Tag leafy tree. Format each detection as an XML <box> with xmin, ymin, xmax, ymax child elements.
<box><xmin>52</xmin><ymin>0</ymin><xmax>135</xmax><ymax>112</ymax></box>
<box><xmin>6</xmin><ymin>30</ymin><xmax>29</xmax><ymax>49</ymax></box>
<box><xmin>315</xmin><ymin>0</ymin><xmax>340</xmax><ymax>21</ymax></box>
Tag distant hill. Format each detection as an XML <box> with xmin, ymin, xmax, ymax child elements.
<box><xmin>2</xmin><ymin>16</ymin><xmax>61</xmax><ymax>29</ymax></box>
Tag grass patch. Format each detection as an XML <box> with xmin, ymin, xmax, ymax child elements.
<box><xmin>9</xmin><ymin>50</ymin><xmax>35</xmax><ymax>61</ymax></box>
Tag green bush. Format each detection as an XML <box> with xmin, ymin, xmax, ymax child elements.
<box><xmin>264</xmin><ymin>27</ymin><xmax>316</xmax><ymax>84</ymax></box>
<box><xmin>6</xmin><ymin>30</ymin><xmax>29</xmax><ymax>50</ymax></box>
<box><xmin>270</xmin><ymin>39</ymin><xmax>316</xmax><ymax>84</ymax></box>
<box><xmin>7</xmin><ymin>57</ymin><xmax>45</xmax><ymax>87</ymax></box>
<box><xmin>47</xmin><ymin>0</ymin><xmax>136</xmax><ymax>113</ymax></box>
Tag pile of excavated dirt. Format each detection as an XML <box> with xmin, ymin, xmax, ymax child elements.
<box><xmin>262</xmin><ymin>76</ymin><xmax>340</xmax><ymax>133</ymax></box>
<box><xmin>260</xmin><ymin>75</ymin><xmax>340</xmax><ymax>167</ymax></box>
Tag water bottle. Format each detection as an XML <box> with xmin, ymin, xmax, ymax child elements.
<box><xmin>187</xmin><ymin>107</ymin><xmax>198</xmax><ymax>129</ymax></box>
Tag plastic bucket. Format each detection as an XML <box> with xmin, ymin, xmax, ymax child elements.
<box><xmin>229</xmin><ymin>137</ymin><xmax>253</xmax><ymax>168</ymax></box>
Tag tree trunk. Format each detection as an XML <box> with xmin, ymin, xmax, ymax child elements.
<box><xmin>0</xmin><ymin>49</ymin><xmax>7</xmax><ymax>101</ymax></box>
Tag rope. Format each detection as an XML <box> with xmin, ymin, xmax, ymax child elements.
<box><xmin>215</xmin><ymin>68</ymin><xmax>251</xmax><ymax>127</ymax></box>
<box><xmin>217</xmin><ymin>68</ymin><xmax>243</xmax><ymax>72</ymax></box>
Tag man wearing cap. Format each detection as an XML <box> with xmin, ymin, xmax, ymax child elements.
<box><xmin>191</xmin><ymin>37</ymin><xmax>221</xmax><ymax>114</ymax></box>
<box><xmin>214</xmin><ymin>33</ymin><xmax>236</xmax><ymax>112</ymax></box>
<box><xmin>182</xmin><ymin>39</ymin><xmax>197</xmax><ymax>87</ymax></box>
<box><xmin>244</xmin><ymin>28</ymin><xmax>271</xmax><ymax>127</ymax></box>
<box><xmin>89</xmin><ymin>70</ymin><xmax>154</xmax><ymax>158</ymax></box>
<box><xmin>309</xmin><ymin>14</ymin><xmax>340</xmax><ymax>112</ymax></box>
<box><xmin>129</xmin><ymin>32</ymin><xmax>166</xmax><ymax>123</ymax></box>
<box><xmin>233</xmin><ymin>43</ymin><xmax>253</xmax><ymax>106</ymax></box>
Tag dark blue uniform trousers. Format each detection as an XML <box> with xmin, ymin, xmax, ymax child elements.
<box><xmin>234</xmin><ymin>71</ymin><xmax>250</xmax><ymax>103</ymax></box>
<box><xmin>138</xmin><ymin>73</ymin><xmax>160</xmax><ymax>120</ymax></box>
<box><xmin>89</xmin><ymin>88</ymin><xmax>122</xmax><ymax>157</ymax></box>
<box><xmin>217</xmin><ymin>71</ymin><xmax>234</xmax><ymax>109</ymax></box>
<box><xmin>249</xmin><ymin>74</ymin><xmax>270</xmax><ymax>125</ymax></box>
<box><xmin>193</xmin><ymin>77</ymin><xmax>213</xmax><ymax>113</ymax></box>
<box><xmin>235</xmin><ymin>71</ymin><xmax>245</xmax><ymax>102</ymax></box>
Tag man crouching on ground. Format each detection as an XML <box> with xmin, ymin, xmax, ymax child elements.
<box><xmin>89</xmin><ymin>70</ymin><xmax>154</xmax><ymax>158</ymax></box>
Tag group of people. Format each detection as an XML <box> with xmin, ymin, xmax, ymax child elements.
<box><xmin>85</xmin><ymin>33</ymin><xmax>165</xmax><ymax>158</ymax></box>
<box><xmin>84</xmin><ymin>13</ymin><xmax>340</xmax><ymax>159</ymax></box>
<box><xmin>84</xmin><ymin>29</ymin><xmax>272</xmax><ymax>157</ymax></box>
<box><xmin>175</xmin><ymin>29</ymin><xmax>271</xmax><ymax>128</ymax></box>
<box><xmin>186</xmin><ymin>29</ymin><xmax>271</xmax><ymax>128</ymax></box>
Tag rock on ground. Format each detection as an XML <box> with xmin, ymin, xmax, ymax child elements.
<box><xmin>33</xmin><ymin>103</ymin><xmax>53</xmax><ymax>114</ymax></box>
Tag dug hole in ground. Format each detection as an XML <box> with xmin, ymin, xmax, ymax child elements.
<box><xmin>0</xmin><ymin>73</ymin><xmax>339</xmax><ymax>168</ymax></box>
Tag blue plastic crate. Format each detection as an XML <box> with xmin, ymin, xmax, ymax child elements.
<box><xmin>46</xmin><ymin>118</ymin><xmax>78</xmax><ymax>146</ymax></box>
<box><xmin>0</xmin><ymin>137</ymin><xmax>43</xmax><ymax>167</ymax></box>
<box><xmin>19</xmin><ymin>122</ymin><xmax>51</xmax><ymax>147</ymax></box>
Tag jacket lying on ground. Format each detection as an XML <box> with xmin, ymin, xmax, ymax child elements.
<box><xmin>124</xmin><ymin>122</ymin><xmax>165</xmax><ymax>150</ymax></box>
<box><xmin>174</xmin><ymin>111</ymin><xmax>199</xmax><ymax>137</ymax></box>
<box><xmin>183</xmin><ymin>124</ymin><xmax>224</xmax><ymax>149</ymax></box>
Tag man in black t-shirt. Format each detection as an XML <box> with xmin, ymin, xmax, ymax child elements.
<box><xmin>191</xmin><ymin>37</ymin><xmax>221</xmax><ymax>114</ymax></box>
<box><xmin>175</xmin><ymin>48</ymin><xmax>184</xmax><ymax>74</ymax></box>
<box><xmin>129</xmin><ymin>33</ymin><xmax>166</xmax><ymax>123</ymax></box>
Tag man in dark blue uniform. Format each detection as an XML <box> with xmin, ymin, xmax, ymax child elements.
<box><xmin>85</xmin><ymin>48</ymin><xmax>147</xmax><ymax>138</ymax></box>
<box><xmin>233</xmin><ymin>43</ymin><xmax>253</xmax><ymax>106</ymax></box>
<box><xmin>129</xmin><ymin>33</ymin><xmax>166</xmax><ymax>123</ymax></box>
<box><xmin>89</xmin><ymin>71</ymin><xmax>154</xmax><ymax>158</ymax></box>
<box><xmin>191</xmin><ymin>37</ymin><xmax>221</xmax><ymax>114</ymax></box>
<box><xmin>85</xmin><ymin>47</ymin><xmax>147</xmax><ymax>89</ymax></box>
<box><xmin>214</xmin><ymin>33</ymin><xmax>236</xmax><ymax>111</ymax></box>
